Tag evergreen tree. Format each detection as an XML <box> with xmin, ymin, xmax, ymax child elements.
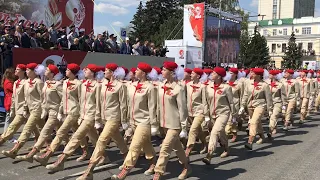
<box><xmin>282</xmin><ymin>32</ymin><xmax>303</xmax><ymax>69</ymax></box>
<box><xmin>129</xmin><ymin>1</ymin><xmax>146</xmax><ymax>40</ymax></box>
<box><xmin>244</xmin><ymin>26</ymin><xmax>270</xmax><ymax>67</ymax></box>
<box><xmin>238</xmin><ymin>12</ymin><xmax>250</xmax><ymax>68</ymax></box>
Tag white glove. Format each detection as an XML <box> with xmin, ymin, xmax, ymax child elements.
<box><xmin>151</xmin><ymin>126</ymin><xmax>159</xmax><ymax>136</ymax></box>
<box><xmin>57</xmin><ymin>113</ymin><xmax>64</xmax><ymax>122</ymax></box>
<box><xmin>122</xmin><ymin>123</ymin><xmax>129</xmax><ymax>130</ymax></box>
<box><xmin>179</xmin><ymin>130</ymin><xmax>188</xmax><ymax>138</ymax></box>
<box><xmin>204</xmin><ymin>117</ymin><xmax>211</xmax><ymax>122</ymax></box>
<box><xmin>238</xmin><ymin>107</ymin><xmax>245</xmax><ymax>115</ymax></box>
<box><xmin>94</xmin><ymin>122</ymin><xmax>102</xmax><ymax>129</ymax></box>
<box><xmin>296</xmin><ymin>100</ymin><xmax>301</xmax><ymax>107</ymax></box>
<box><xmin>23</xmin><ymin>111</ymin><xmax>29</xmax><ymax>119</ymax></box>
<box><xmin>269</xmin><ymin>111</ymin><xmax>273</xmax><ymax>117</ymax></box>
<box><xmin>78</xmin><ymin>118</ymin><xmax>83</xmax><ymax>125</ymax></box>
<box><xmin>9</xmin><ymin>111</ymin><xmax>14</xmax><ymax>118</ymax></box>
<box><xmin>282</xmin><ymin>106</ymin><xmax>286</xmax><ymax>110</ymax></box>
<box><xmin>41</xmin><ymin>111</ymin><xmax>47</xmax><ymax>119</ymax></box>
<box><xmin>232</xmin><ymin>117</ymin><xmax>237</xmax><ymax>123</ymax></box>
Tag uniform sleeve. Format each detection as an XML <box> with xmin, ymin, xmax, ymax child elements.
<box><xmin>56</xmin><ymin>82</ymin><xmax>63</xmax><ymax>114</ymax></box>
<box><xmin>119</xmin><ymin>84</ymin><xmax>128</xmax><ymax>124</ymax></box>
<box><xmin>295</xmin><ymin>81</ymin><xmax>300</xmax><ymax>100</ymax></box>
<box><xmin>306</xmin><ymin>82</ymin><xmax>310</xmax><ymax>98</ymax></box>
<box><xmin>10</xmin><ymin>81</ymin><xmax>16</xmax><ymax>113</ymax></box>
<box><xmin>226</xmin><ymin>86</ymin><xmax>236</xmax><ymax>117</ymax></box>
<box><xmin>148</xmin><ymin>85</ymin><xmax>157</xmax><ymax>126</ymax></box>
<box><xmin>241</xmin><ymin>82</ymin><xmax>249</xmax><ymax>108</ymax></box>
<box><xmin>23</xmin><ymin>82</ymin><xmax>28</xmax><ymax>112</ymax></box>
<box><xmin>264</xmin><ymin>83</ymin><xmax>273</xmax><ymax>112</ymax></box>
<box><xmin>201</xmin><ymin>85</ymin><xmax>210</xmax><ymax>118</ymax></box>
<box><xmin>95</xmin><ymin>83</ymin><xmax>102</xmax><ymax>123</ymax></box>
<box><xmin>156</xmin><ymin>85</ymin><xmax>161</xmax><ymax>124</ymax></box>
<box><xmin>78</xmin><ymin>82</ymin><xmax>82</xmax><ymax>105</ymax></box>
<box><xmin>37</xmin><ymin>80</ymin><xmax>44</xmax><ymax>103</ymax></box>
<box><xmin>177</xmin><ymin>86</ymin><xmax>188</xmax><ymax>131</ymax></box>
<box><xmin>280</xmin><ymin>83</ymin><xmax>288</xmax><ymax>106</ymax></box>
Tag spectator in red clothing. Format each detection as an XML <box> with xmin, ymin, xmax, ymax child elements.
<box><xmin>1</xmin><ymin>68</ymin><xmax>18</xmax><ymax>139</ymax></box>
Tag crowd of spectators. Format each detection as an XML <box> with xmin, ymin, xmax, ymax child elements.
<box><xmin>0</xmin><ymin>21</ymin><xmax>166</xmax><ymax>56</ymax></box>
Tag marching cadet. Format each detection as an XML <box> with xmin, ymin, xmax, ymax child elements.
<box><xmin>2</xmin><ymin>63</ymin><xmax>45</xmax><ymax>159</ymax></box>
<box><xmin>16</xmin><ymin>64</ymin><xmax>63</xmax><ymax>162</ymax></box>
<box><xmin>282</xmin><ymin>69</ymin><xmax>300</xmax><ymax>130</ymax></box>
<box><xmin>307</xmin><ymin>70</ymin><xmax>316</xmax><ymax>116</ymax></box>
<box><xmin>152</xmin><ymin>61</ymin><xmax>191</xmax><ymax>180</ymax></box>
<box><xmin>297</xmin><ymin>69</ymin><xmax>310</xmax><ymax>123</ymax></box>
<box><xmin>314</xmin><ymin>71</ymin><xmax>320</xmax><ymax>112</ymax></box>
<box><xmin>185</xmin><ymin>68</ymin><xmax>208</xmax><ymax>158</ymax></box>
<box><xmin>46</xmin><ymin>64</ymin><xmax>101</xmax><ymax>172</ymax></box>
<box><xmin>183</xmin><ymin>68</ymin><xmax>192</xmax><ymax>84</ymax></box>
<box><xmin>78</xmin><ymin>63</ymin><xmax>129</xmax><ymax>180</ymax></box>
<box><xmin>112</xmin><ymin>62</ymin><xmax>157</xmax><ymax>180</ymax></box>
<box><xmin>224</xmin><ymin>68</ymin><xmax>242</xmax><ymax>143</ymax></box>
<box><xmin>0</xmin><ymin>64</ymin><xmax>27</xmax><ymax>145</ymax></box>
<box><xmin>240</xmin><ymin>68</ymin><xmax>273</xmax><ymax>150</ymax></box>
<box><xmin>33</xmin><ymin>63</ymin><xmax>87</xmax><ymax>166</ymax></box>
<box><xmin>201</xmin><ymin>67</ymin><xmax>235</xmax><ymax>165</ymax></box>
<box><xmin>266</xmin><ymin>70</ymin><xmax>287</xmax><ymax>139</ymax></box>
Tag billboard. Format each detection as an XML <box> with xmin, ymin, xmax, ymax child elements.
<box><xmin>0</xmin><ymin>0</ymin><xmax>93</xmax><ymax>32</ymax></box>
<box><xmin>204</xmin><ymin>15</ymin><xmax>241</xmax><ymax>65</ymax></box>
<box><xmin>183</xmin><ymin>3</ymin><xmax>205</xmax><ymax>47</ymax></box>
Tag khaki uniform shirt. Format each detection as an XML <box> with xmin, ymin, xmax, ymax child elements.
<box><xmin>158</xmin><ymin>81</ymin><xmax>188</xmax><ymax>131</ymax></box>
<box><xmin>100</xmin><ymin>79</ymin><xmax>127</xmax><ymax>124</ymax></box>
<box><xmin>127</xmin><ymin>81</ymin><xmax>157</xmax><ymax>126</ymax></box>
<box><xmin>186</xmin><ymin>81</ymin><xmax>206</xmax><ymax>117</ymax></box>
<box><xmin>79</xmin><ymin>80</ymin><xmax>101</xmax><ymax>122</ymax></box>
<box><xmin>60</xmin><ymin>79</ymin><xmax>82</xmax><ymax>116</ymax></box>
<box><xmin>309</xmin><ymin>78</ymin><xmax>317</xmax><ymax>96</ymax></box>
<box><xmin>24</xmin><ymin>78</ymin><xmax>44</xmax><ymax>114</ymax></box>
<box><xmin>297</xmin><ymin>78</ymin><xmax>310</xmax><ymax>98</ymax></box>
<box><xmin>265</xmin><ymin>79</ymin><xmax>287</xmax><ymax>106</ymax></box>
<box><xmin>226</xmin><ymin>80</ymin><xmax>242</xmax><ymax>112</ymax></box>
<box><xmin>202</xmin><ymin>82</ymin><xmax>236</xmax><ymax>119</ymax></box>
<box><xmin>281</xmin><ymin>78</ymin><xmax>300</xmax><ymax>101</ymax></box>
<box><xmin>42</xmin><ymin>80</ymin><xmax>63</xmax><ymax>113</ymax></box>
<box><xmin>241</xmin><ymin>79</ymin><xmax>273</xmax><ymax>112</ymax></box>
<box><xmin>10</xmin><ymin>79</ymin><xmax>27</xmax><ymax>115</ymax></box>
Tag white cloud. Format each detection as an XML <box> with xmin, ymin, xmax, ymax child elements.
<box><xmin>94</xmin><ymin>3</ymin><xmax>129</xmax><ymax>16</ymax></box>
<box><xmin>112</xmin><ymin>21</ymin><xmax>124</xmax><ymax>27</ymax></box>
<box><xmin>250</xmin><ymin>0</ymin><xmax>258</xmax><ymax>7</ymax></box>
<box><xmin>315</xmin><ymin>8</ymin><xmax>320</xmax><ymax>17</ymax></box>
<box><xmin>96</xmin><ymin>0</ymin><xmax>148</xmax><ymax>7</ymax></box>
<box><xmin>94</xmin><ymin>25</ymin><xmax>110</xmax><ymax>34</ymax></box>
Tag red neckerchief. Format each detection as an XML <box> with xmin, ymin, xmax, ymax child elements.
<box><xmin>228</xmin><ymin>81</ymin><xmax>236</xmax><ymax>87</ymax></box>
<box><xmin>162</xmin><ymin>85</ymin><xmax>171</xmax><ymax>92</ymax></box>
<box><xmin>190</xmin><ymin>84</ymin><xmax>199</xmax><ymax>92</ymax></box>
<box><xmin>203</xmin><ymin>80</ymin><xmax>210</xmax><ymax>86</ymax></box>
<box><xmin>106</xmin><ymin>81</ymin><xmax>113</xmax><ymax>89</ymax></box>
<box><xmin>185</xmin><ymin>80</ymin><xmax>190</xmax><ymax>84</ymax></box>
<box><xmin>253</xmin><ymin>82</ymin><xmax>259</xmax><ymax>87</ymax></box>
<box><xmin>66</xmin><ymin>80</ymin><xmax>74</xmax><ymax>87</ymax></box>
<box><xmin>287</xmin><ymin>80</ymin><xmax>292</xmax><ymax>85</ymax></box>
<box><xmin>29</xmin><ymin>79</ymin><xmax>34</xmax><ymax>87</ymax></box>
<box><xmin>82</xmin><ymin>79</ymin><xmax>87</xmax><ymax>83</ymax></box>
<box><xmin>271</xmin><ymin>81</ymin><xmax>277</xmax><ymax>88</ymax></box>
<box><xmin>16</xmin><ymin>79</ymin><xmax>21</xmax><ymax>88</ymax></box>
<box><xmin>135</xmin><ymin>83</ymin><xmax>143</xmax><ymax>90</ymax></box>
<box><xmin>301</xmin><ymin>78</ymin><xmax>307</xmax><ymax>82</ymax></box>
<box><xmin>317</xmin><ymin>78</ymin><xmax>320</xmax><ymax>82</ymax></box>
<box><xmin>85</xmin><ymin>81</ymin><xmax>92</xmax><ymax>91</ymax></box>
<box><xmin>211</xmin><ymin>83</ymin><xmax>221</xmax><ymax>90</ymax></box>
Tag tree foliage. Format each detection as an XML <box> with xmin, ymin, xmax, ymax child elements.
<box><xmin>282</xmin><ymin>32</ymin><xmax>303</xmax><ymax>69</ymax></box>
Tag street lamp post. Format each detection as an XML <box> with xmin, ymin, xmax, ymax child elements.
<box><xmin>216</xmin><ymin>0</ymin><xmax>222</xmax><ymax>67</ymax></box>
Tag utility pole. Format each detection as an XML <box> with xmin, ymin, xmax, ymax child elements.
<box><xmin>216</xmin><ymin>0</ymin><xmax>222</xmax><ymax>67</ymax></box>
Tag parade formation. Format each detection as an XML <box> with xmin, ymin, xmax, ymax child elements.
<box><xmin>0</xmin><ymin>61</ymin><xmax>319</xmax><ymax>180</ymax></box>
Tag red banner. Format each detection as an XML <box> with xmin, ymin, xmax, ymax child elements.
<box><xmin>0</xmin><ymin>0</ymin><xmax>93</xmax><ymax>32</ymax></box>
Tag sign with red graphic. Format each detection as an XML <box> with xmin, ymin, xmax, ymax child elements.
<box><xmin>0</xmin><ymin>0</ymin><xmax>93</xmax><ymax>32</ymax></box>
<box><xmin>179</xmin><ymin>49</ymin><xmax>184</xmax><ymax>59</ymax></box>
<box><xmin>183</xmin><ymin>3</ymin><xmax>205</xmax><ymax>47</ymax></box>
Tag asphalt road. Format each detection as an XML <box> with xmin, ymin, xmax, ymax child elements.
<box><xmin>0</xmin><ymin>112</ymin><xmax>320</xmax><ymax>180</ymax></box>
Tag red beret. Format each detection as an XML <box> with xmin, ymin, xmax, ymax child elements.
<box><xmin>213</xmin><ymin>67</ymin><xmax>226</xmax><ymax>77</ymax></box>
<box><xmin>269</xmin><ymin>70</ymin><xmax>279</xmax><ymax>75</ymax></box>
<box><xmin>153</xmin><ymin>67</ymin><xmax>161</xmax><ymax>74</ymax></box>
<box><xmin>67</xmin><ymin>63</ymin><xmax>80</xmax><ymax>73</ymax></box>
<box><xmin>317</xmin><ymin>71</ymin><xmax>320</xmax><ymax>74</ymax></box>
<box><xmin>122</xmin><ymin>66</ymin><xmax>129</xmax><ymax>74</ymax></box>
<box><xmin>229</xmin><ymin>68</ymin><xmax>238</xmax><ymax>74</ymax></box>
<box><xmin>48</xmin><ymin>64</ymin><xmax>59</xmax><ymax>75</ymax></box>
<box><xmin>163</xmin><ymin>61</ymin><xmax>178</xmax><ymax>71</ymax></box>
<box><xmin>184</xmin><ymin>68</ymin><xmax>192</xmax><ymax>74</ymax></box>
<box><xmin>106</xmin><ymin>63</ymin><xmax>118</xmax><ymax>71</ymax></box>
<box><xmin>193</xmin><ymin>68</ymin><xmax>203</xmax><ymax>76</ymax></box>
<box><xmin>252</xmin><ymin>68</ymin><xmax>264</xmax><ymax>76</ymax></box>
<box><xmin>203</xmin><ymin>68</ymin><xmax>213</xmax><ymax>74</ymax></box>
<box><xmin>17</xmin><ymin>64</ymin><xmax>26</xmax><ymax>71</ymax></box>
<box><xmin>286</xmin><ymin>69</ymin><xmax>294</xmax><ymax>74</ymax></box>
<box><xmin>86</xmin><ymin>64</ymin><xmax>100</xmax><ymax>73</ymax></box>
<box><xmin>301</xmin><ymin>69</ymin><xmax>309</xmax><ymax>74</ymax></box>
<box><xmin>309</xmin><ymin>70</ymin><xmax>314</xmax><ymax>74</ymax></box>
<box><xmin>26</xmin><ymin>63</ymin><xmax>38</xmax><ymax>70</ymax></box>
<box><xmin>137</xmin><ymin>62</ymin><xmax>152</xmax><ymax>73</ymax></box>
<box><xmin>130</xmin><ymin>67</ymin><xmax>137</xmax><ymax>74</ymax></box>
<box><xmin>244</xmin><ymin>69</ymin><xmax>250</xmax><ymax>75</ymax></box>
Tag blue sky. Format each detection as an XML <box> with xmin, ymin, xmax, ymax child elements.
<box><xmin>93</xmin><ymin>0</ymin><xmax>320</xmax><ymax>36</ymax></box>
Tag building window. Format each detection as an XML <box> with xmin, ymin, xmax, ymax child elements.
<box><xmin>273</xmin><ymin>29</ymin><xmax>277</xmax><ymax>36</ymax></box>
<box><xmin>302</xmin><ymin>27</ymin><xmax>311</xmax><ymax>34</ymax></box>
<box><xmin>282</xmin><ymin>43</ymin><xmax>286</xmax><ymax>52</ymax></box>
<box><xmin>308</xmin><ymin>43</ymin><xmax>313</xmax><ymax>50</ymax></box>
<box><xmin>298</xmin><ymin>43</ymin><xmax>303</xmax><ymax>49</ymax></box>
<box><xmin>263</xmin><ymin>29</ymin><xmax>268</xmax><ymax>36</ymax></box>
<box><xmin>272</xmin><ymin>44</ymin><xmax>276</xmax><ymax>53</ymax></box>
<box><xmin>283</xmin><ymin>28</ymin><xmax>287</xmax><ymax>35</ymax></box>
<box><xmin>273</xmin><ymin>0</ymin><xmax>277</xmax><ymax>4</ymax></box>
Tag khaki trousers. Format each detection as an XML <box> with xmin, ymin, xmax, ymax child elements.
<box><xmin>269</xmin><ymin>103</ymin><xmax>282</xmax><ymax>131</ymax></box>
<box><xmin>123</xmin><ymin>124</ymin><xmax>155</xmax><ymax>167</ymax></box>
<box><xmin>90</xmin><ymin>120</ymin><xmax>128</xmax><ymax>164</ymax></box>
<box><xmin>208</xmin><ymin>115</ymin><xmax>229</xmax><ymax>154</ymax></box>
<box><xmin>17</xmin><ymin>112</ymin><xmax>45</xmax><ymax>145</ymax></box>
<box><xmin>63</xmin><ymin>119</ymin><xmax>98</xmax><ymax>156</ymax></box>
<box><xmin>50</xmin><ymin>114</ymin><xmax>86</xmax><ymax>152</ymax></box>
<box><xmin>285</xmin><ymin>100</ymin><xmax>296</xmax><ymax>123</ymax></box>
<box><xmin>154</xmin><ymin>128</ymin><xmax>187</xmax><ymax>175</ymax></box>
<box><xmin>34</xmin><ymin>110</ymin><xmax>60</xmax><ymax>149</ymax></box>
<box><xmin>308</xmin><ymin>95</ymin><xmax>315</xmax><ymax>113</ymax></box>
<box><xmin>1</xmin><ymin>115</ymin><xmax>26</xmax><ymax>141</ymax></box>
<box><xmin>225</xmin><ymin>116</ymin><xmax>238</xmax><ymax>136</ymax></box>
<box><xmin>315</xmin><ymin>93</ymin><xmax>320</xmax><ymax>110</ymax></box>
<box><xmin>186</xmin><ymin>116</ymin><xmax>205</xmax><ymax>148</ymax></box>
<box><xmin>248</xmin><ymin>107</ymin><xmax>265</xmax><ymax>136</ymax></box>
<box><xmin>300</xmin><ymin>98</ymin><xmax>309</xmax><ymax>120</ymax></box>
